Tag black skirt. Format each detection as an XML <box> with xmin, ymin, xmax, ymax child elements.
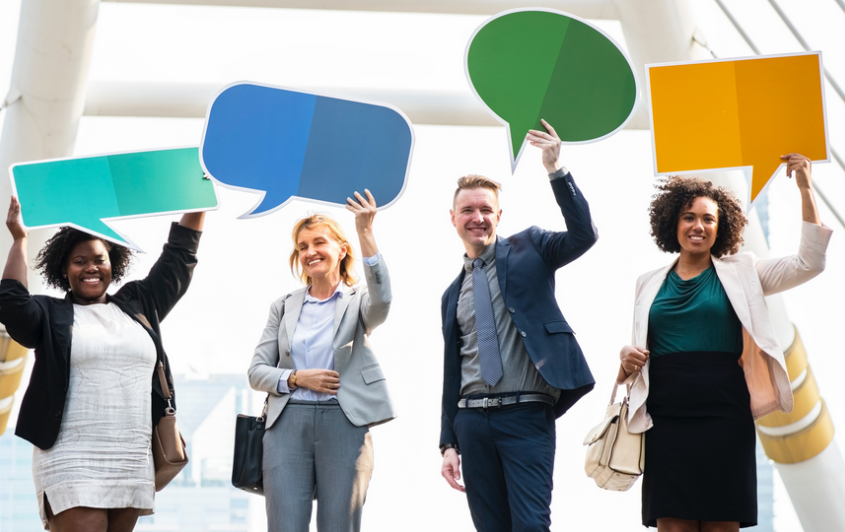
<box><xmin>642</xmin><ymin>351</ymin><xmax>757</xmax><ymax>528</ymax></box>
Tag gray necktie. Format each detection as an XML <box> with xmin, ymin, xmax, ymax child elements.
<box><xmin>472</xmin><ymin>258</ymin><xmax>503</xmax><ymax>386</ymax></box>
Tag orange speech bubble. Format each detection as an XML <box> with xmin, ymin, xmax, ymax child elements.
<box><xmin>647</xmin><ymin>52</ymin><xmax>829</xmax><ymax>203</ymax></box>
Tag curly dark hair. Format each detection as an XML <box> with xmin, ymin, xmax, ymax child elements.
<box><xmin>34</xmin><ymin>227</ymin><xmax>134</xmax><ymax>292</ymax></box>
<box><xmin>649</xmin><ymin>176</ymin><xmax>747</xmax><ymax>258</ymax></box>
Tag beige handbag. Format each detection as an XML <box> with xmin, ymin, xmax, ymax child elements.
<box><xmin>583</xmin><ymin>374</ymin><xmax>645</xmax><ymax>491</ymax></box>
<box><xmin>152</xmin><ymin>361</ymin><xmax>189</xmax><ymax>491</ymax></box>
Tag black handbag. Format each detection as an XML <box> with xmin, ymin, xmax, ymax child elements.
<box><xmin>232</xmin><ymin>396</ymin><xmax>268</xmax><ymax>495</ymax></box>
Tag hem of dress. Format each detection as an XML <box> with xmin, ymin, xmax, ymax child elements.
<box><xmin>38</xmin><ymin>481</ymin><xmax>155</xmax><ymax>530</ymax></box>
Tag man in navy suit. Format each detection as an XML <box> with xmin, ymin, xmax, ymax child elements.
<box><xmin>439</xmin><ymin>120</ymin><xmax>598</xmax><ymax>531</ymax></box>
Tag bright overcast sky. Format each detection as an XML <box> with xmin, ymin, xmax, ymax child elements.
<box><xmin>1</xmin><ymin>1</ymin><xmax>844</xmax><ymax>531</ymax></box>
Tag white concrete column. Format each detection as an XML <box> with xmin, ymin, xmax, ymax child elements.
<box><xmin>0</xmin><ymin>0</ymin><xmax>101</xmax><ymax>291</ymax></box>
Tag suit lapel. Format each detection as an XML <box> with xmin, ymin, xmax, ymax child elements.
<box><xmin>333</xmin><ymin>284</ymin><xmax>356</xmax><ymax>338</ymax></box>
<box><xmin>635</xmin><ymin>261</ymin><xmax>675</xmax><ymax>346</ymax></box>
<box><xmin>284</xmin><ymin>289</ymin><xmax>306</xmax><ymax>353</ymax></box>
<box><xmin>495</xmin><ymin>237</ymin><xmax>510</xmax><ymax>298</ymax></box>
<box><xmin>711</xmin><ymin>256</ymin><xmax>753</xmax><ymax>334</ymax></box>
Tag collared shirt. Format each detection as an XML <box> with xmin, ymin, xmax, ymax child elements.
<box><xmin>277</xmin><ymin>253</ymin><xmax>381</xmax><ymax>399</ymax></box>
<box><xmin>457</xmin><ymin>243</ymin><xmax>560</xmax><ymax>399</ymax></box>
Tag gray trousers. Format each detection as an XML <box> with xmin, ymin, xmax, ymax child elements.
<box><xmin>263</xmin><ymin>401</ymin><xmax>374</xmax><ymax>532</ymax></box>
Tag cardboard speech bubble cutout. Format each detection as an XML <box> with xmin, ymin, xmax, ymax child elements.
<box><xmin>200</xmin><ymin>82</ymin><xmax>415</xmax><ymax>218</ymax></box>
<box><xmin>466</xmin><ymin>9</ymin><xmax>639</xmax><ymax>171</ymax></box>
<box><xmin>10</xmin><ymin>147</ymin><xmax>218</xmax><ymax>251</ymax></box>
<box><xmin>646</xmin><ymin>52</ymin><xmax>829</xmax><ymax>205</ymax></box>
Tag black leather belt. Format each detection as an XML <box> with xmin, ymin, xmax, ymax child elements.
<box><xmin>458</xmin><ymin>394</ymin><xmax>555</xmax><ymax>409</ymax></box>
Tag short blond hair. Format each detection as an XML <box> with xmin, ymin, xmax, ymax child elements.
<box><xmin>453</xmin><ymin>174</ymin><xmax>502</xmax><ymax>207</ymax></box>
<box><xmin>289</xmin><ymin>214</ymin><xmax>358</xmax><ymax>286</ymax></box>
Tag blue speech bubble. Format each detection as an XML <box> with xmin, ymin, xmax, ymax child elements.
<box><xmin>200</xmin><ymin>82</ymin><xmax>415</xmax><ymax>217</ymax></box>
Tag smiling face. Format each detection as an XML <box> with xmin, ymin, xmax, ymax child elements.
<box><xmin>677</xmin><ymin>196</ymin><xmax>719</xmax><ymax>257</ymax></box>
<box><xmin>451</xmin><ymin>187</ymin><xmax>502</xmax><ymax>258</ymax></box>
<box><xmin>296</xmin><ymin>224</ymin><xmax>347</xmax><ymax>285</ymax></box>
<box><xmin>64</xmin><ymin>239</ymin><xmax>113</xmax><ymax>305</ymax></box>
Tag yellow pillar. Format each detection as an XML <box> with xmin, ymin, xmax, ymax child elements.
<box><xmin>0</xmin><ymin>331</ymin><xmax>28</xmax><ymax>436</ymax></box>
<box><xmin>756</xmin><ymin>326</ymin><xmax>835</xmax><ymax>463</ymax></box>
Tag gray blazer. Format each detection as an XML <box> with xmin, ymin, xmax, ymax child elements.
<box><xmin>248</xmin><ymin>259</ymin><xmax>395</xmax><ymax>428</ymax></box>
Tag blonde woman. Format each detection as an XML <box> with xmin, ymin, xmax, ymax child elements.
<box><xmin>248</xmin><ymin>190</ymin><xmax>394</xmax><ymax>532</ymax></box>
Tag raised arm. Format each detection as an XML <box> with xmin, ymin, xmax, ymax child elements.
<box><xmin>178</xmin><ymin>211</ymin><xmax>206</xmax><ymax>232</ymax></box>
<box><xmin>526</xmin><ymin>120</ymin><xmax>599</xmax><ymax>269</ymax></box>
<box><xmin>0</xmin><ymin>196</ymin><xmax>44</xmax><ymax>347</ymax></box>
<box><xmin>3</xmin><ymin>197</ymin><xmax>28</xmax><ymax>287</ymax></box>
<box><xmin>346</xmin><ymin>190</ymin><xmax>391</xmax><ymax>333</ymax></box>
<box><xmin>782</xmin><ymin>153</ymin><xmax>821</xmax><ymax>226</ymax></box>
<box><xmin>755</xmin><ymin>154</ymin><xmax>832</xmax><ymax>295</ymax></box>
<box><xmin>123</xmin><ymin>218</ymin><xmax>203</xmax><ymax>321</ymax></box>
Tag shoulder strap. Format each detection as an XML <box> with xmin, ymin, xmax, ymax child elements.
<box><xmin>156</xmin><ymin>361</ymin><xmax>174</xmax><ymax>410</ymax></box>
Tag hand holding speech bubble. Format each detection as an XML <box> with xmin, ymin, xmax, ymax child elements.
<box><xmin>200</xmin><ymin>82</ymin><xmax>415</xmax><ymax>218</ymax></box>
<box><xmin>466</xmin><ymin>9</ymin><xmax>639</xmax><ymax>171</ymax></box>
<box><xmin>647</xmin><ymin>52</ymin><xmax>829</xmax><ymax>204</ymax></box>
<box><xmin>10</xmin><ymin>147</ymin><xmax>218</xmax><ymax>250</ymax></box>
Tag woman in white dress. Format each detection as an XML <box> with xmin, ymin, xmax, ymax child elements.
<box><xmin>1</xmin><ymin>196</ymin><xmax>205</xmax><ymax>532</ymax></box>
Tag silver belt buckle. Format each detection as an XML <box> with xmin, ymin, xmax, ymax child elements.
<box><xmin>483</xmin><ymin>397</ymin><xmax>501</xmax><ymax>408</ymax></box>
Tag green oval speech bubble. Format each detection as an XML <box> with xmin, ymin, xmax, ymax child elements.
<box><xmin>466</xmin><ymin>9</ymin><xmax>639</xmax><ymax>170</ymax></box>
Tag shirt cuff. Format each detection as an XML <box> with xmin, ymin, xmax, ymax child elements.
<box><xmin>362</xmin><ymin>252</ymin><xmax>382</xmax><ymax>266</ymax></box>
<box><xmin>277</xmin><ymin>369</ymin><xmax>293</xmax><ymax>394</ymax></box>
<box><xmin>548</xmin><ymin>167</ymin><xmax>569</xmax><ymax>180</ymax></box>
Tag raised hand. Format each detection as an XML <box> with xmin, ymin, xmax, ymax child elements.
<box><xmin>6</xmin><ymin>196</ymin><xmax>28</xmax><ymax>241</ymax></box>
<box><xmin>346</xmin><ymin>189</ymin><xmax>379</xmax><ymax>258</ymax></box>
<box><xmin>780</xmin><ymin>153</ymin><xmax>812</xmax><ymax>189</ymax></box>
<box><xmin>780</xmin><ymin>153</ymin><xmax>821</xmax><ymax>225</ymax></box>
<box><xmin>3</xmin><ymin>196</ymin><xmax>29</xmax><ymax>286</ymax></box>
<box><xmin>527</xmin><ymin>118</ymin><xmax>562</xmax><ymax>174</ymax></box>
<box><xmin>346</xmin><ymin>189</ymin><xmax>377</xmax><ymax>234</ymax></box>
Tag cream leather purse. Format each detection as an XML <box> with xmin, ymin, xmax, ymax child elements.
<box><xmin>583</xmin><ymin>375</ymin><xmax>645</xmax><ymax>491</ymax></box>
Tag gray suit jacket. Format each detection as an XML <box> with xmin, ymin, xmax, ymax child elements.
<box><xmin>248</xmin><ymin>259</ymin><xmax>395</xmax><ymax>428</ymax></box>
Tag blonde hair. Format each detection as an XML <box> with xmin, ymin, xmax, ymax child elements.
<box><xmin>289</xmin><ymin>214</ymin><xmax>358</xmax><ymax>286</ymax></box>
<box><xmin>453</xmin><ymin>174</ymin><xmax>502</xmax><ymax>206</ymax></box>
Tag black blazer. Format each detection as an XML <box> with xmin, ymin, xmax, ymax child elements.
<box><xmin>440</xmin><ymin>173</ymin><xmax>598</xmax><ymax>447</ymax></box>
<box><xmin>0</xmin><ymin>223</ymin><xmax>201</xmax><ymax>450</ymax></box>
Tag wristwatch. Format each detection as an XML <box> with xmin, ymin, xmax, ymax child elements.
<box><xmin>440</xmin><ymin>443</ymin><xmax>459</xmax><ymax>456</ymax></box>
<box><xmin>288</xmin><ymin>370</ymin><xmax>298</xmax><ymax>389</ymax></box>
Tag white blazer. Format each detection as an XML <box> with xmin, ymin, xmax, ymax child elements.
<box><xmin>628</xmin><ymin>222</ymin><xmax>833</xmax><ymax>433</ymax></box>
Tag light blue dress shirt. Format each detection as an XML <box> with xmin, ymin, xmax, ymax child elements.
<box><xmin>277</xmin><ymin>253</ymin><xmax>381</xmax><ymax>400</ymax></box>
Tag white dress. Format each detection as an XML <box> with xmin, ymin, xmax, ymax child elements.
<box><xmin>32</xmin><ymin>302</ymin><xmax>158</xmax><ymax>528</ymax></box>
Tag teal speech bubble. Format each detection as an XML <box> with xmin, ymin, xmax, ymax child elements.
<box><xmin>10</xmin><ymin>148</ymin><xmax>218</xmax><ymax>250</ymax></box>
<box><xmin>466</xmin><ymin>9</ymin><xmax>639</xmax><ymax>170</ymax></box>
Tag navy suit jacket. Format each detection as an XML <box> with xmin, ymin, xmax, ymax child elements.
<box><xmin>440</xmin><ymin>173</ymin><xmax>598</xmax><ymax>447</ymax></box>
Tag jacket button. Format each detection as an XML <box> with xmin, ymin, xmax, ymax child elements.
<box><xmin>520</xmin><ymin>331</ymin><xmax>527</xmax><ymax>338</ymax></box>
<box><xmin>508</xmin><ymin>308</ymin><xmax>515</xmax><ymax>313</ymax></box>
<box><xmin>54</xmin><ymin>410</ymin><xmax>62</xmax><ymax>419</ymax></box>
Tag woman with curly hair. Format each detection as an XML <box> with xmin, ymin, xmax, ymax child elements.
<box><xmin>617</xmin><ymin>154</ymin><xmax>832</xmax><ymax>532</ymax></box>
<box><xmin>1</xmin><ymin>196</ymin><xmax>205</xmax><ymax>532</ymax></box>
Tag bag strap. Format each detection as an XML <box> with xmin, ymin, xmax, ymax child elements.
<box><xmin>609</xmin><ymin>373</ymin><xmax>637</xmax><ymax>405</ymax></box>
<box><xmin>156</xmin><ymin>361</ymin><xmax>175</xmax><ymax>412</ymax></box>
<box><xmin>257</xmin><ymin>395</ymin><xmax>269</xmax><ymax>422</ymax></box>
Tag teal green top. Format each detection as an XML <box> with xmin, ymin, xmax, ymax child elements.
<box><xmin>647</xmin><ymin>264</ymin><xmax>743</xmax><ymax>357</ymax></box>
